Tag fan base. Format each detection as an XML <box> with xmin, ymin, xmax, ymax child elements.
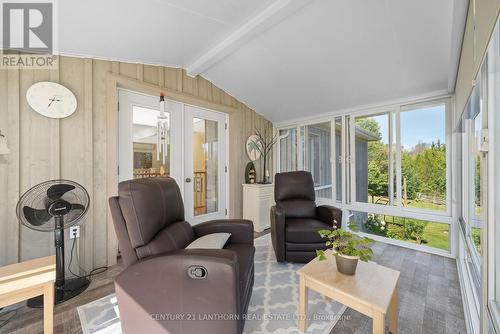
<box><xmin>27</xmin><ymin>277</ymin><xmax>90</xmax><ymax>308</ymax></box>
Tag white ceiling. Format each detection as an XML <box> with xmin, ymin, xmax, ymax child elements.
<box><xmin>60</xmin><ymin>0</ymin><xmax>274</xmax><ymax>66</ymax></box>
<box><xmin>59</xmin><ymin>0</ymin><xmax>466</xmax><ymax>123</ymax></box>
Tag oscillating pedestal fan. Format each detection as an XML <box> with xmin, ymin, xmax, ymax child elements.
<box><xmin>16</xmin><ymin>180</ymin><xmax>90</xmax><ymax>307</ymax></box>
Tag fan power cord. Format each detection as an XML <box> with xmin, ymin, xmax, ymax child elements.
<box><xmin>65</xmin><ymin>238</ymin><xmax>108</xmax><ymax>292</ymax></box>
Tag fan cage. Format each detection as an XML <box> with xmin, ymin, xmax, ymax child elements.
<box><xmin>16</xmin><ymin>179</ymin><xmax>90</xmax><ymax>232</ymax></box>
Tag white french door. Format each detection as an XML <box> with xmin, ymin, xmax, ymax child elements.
<box><xmin>183</xmin><ymin>105</ymin><xmax>227</xmax><ymax>224</ymax></box>
<box><xmin>118</xmin><ymin>89</ymin><xmax>228</xmax><ymax>223</ymax></box>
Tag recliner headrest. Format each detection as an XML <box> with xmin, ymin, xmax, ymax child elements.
<box><xmin>117</xmin><ymin>177</ymin><xmax>185</xmax><ymax>248</ymax></box>
<box><xmin>274</xmin><ymin>171</ymin><xmax>315</xmax><ymax>202</ymax></box>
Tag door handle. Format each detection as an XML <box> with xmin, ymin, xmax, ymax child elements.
<box><xmin>186</xmin><ymin>177</ymin><xmax>192</xmax><ymax>183</ymax></box>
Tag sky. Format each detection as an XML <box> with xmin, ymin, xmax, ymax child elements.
<box><xmin>373</xmin><ymin>105</ymin><xmax>445</xmax><ymax>150</ymax></box>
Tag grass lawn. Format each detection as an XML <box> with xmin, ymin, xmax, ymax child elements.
<box><xmin>360</xmin><ymin>196</ymin><xmax>450</xmax><ymax>251</ymax></box>
<box><xmin>420</xmin><ymin>222</ymin><xmax>449</xmax><ymax>250</ymax></box>
<box><xmin>383</xmin><ymin>218</ymin><xmax>449</xmax><ymax>251</ymax></box>
<box><xmin>368</xmin><ymin>195</ymin><xmax>446</xmax><ymax>212</ymax></box>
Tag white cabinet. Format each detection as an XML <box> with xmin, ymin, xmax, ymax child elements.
<box><xmin>242</xmin><ymin>184</ymin><xmax>275</xmax><ymax>232</ymax></box>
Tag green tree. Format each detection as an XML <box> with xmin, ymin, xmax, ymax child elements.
<box><xmin>356</xmin><ymin>118</ymin><xmax>381</xmax><ymax>139</ymax></box>
<box><xmin>366</xmin><ymin>142</ymin><xmax>388</xmax><ymax>202</ymax></box>
<box><xmin>401</xmin><ymin>141</ymin><xmax>446</xmax><ymax>202</ymax></box>
<box><xmin>356</xmin><ymin>118</ymin><xmax>388</xmax><ymax>202</ymax></box>
<box><xmin>401</xmin><ymin>152</ymin><xmax>419</xmax><ymax>200</ymax></box>
<box><xmin>414</xmin><ymin>142</ymin><xmax>446</xmax><ymax>199</ymax></box>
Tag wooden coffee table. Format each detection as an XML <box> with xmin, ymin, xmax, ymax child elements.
<box><xmin>297</xmin><ymin>252</ymin><xmax>399</xmax><ymax>334</ymax></box>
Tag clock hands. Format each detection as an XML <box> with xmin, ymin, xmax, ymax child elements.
<box><xmin>48</xmin><ymin>97</ymin><xmax>62</xmax><ymax>108</ymax></box>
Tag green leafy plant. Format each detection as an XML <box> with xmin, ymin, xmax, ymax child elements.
<box><xmin>316</xmin><ymin>222</ymin><xmax>374</xmax><ymax>262</ymax></box>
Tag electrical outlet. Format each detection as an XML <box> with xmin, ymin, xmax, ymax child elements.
<box><xmin>70</xmin><ymin>226</ymin><xmax>80</xmax><ymax>239</ymax></box>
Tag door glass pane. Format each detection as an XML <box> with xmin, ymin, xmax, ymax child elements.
<box><xmin>400</xmin><ymin>104</ymin><xmax>447</xmax><ymax>211</ymax></box>
<box><xmin>132</xmin><ymin>106</ymin><xmax>170</xmax><ymax>178</ymax></box>
<box><xmin>279</xmin><ymin>128</ymin><xmax>297</xmax><ymax>172</ymax></box>
<box><xmin>193</xmin><ymin>118</ymin><xmax>218</xmax><ymax>216</ymax></box>
<box><xmin>300</xmin><ymin>122</ymin><xmax>332</xmax><ymax>199</ymax></box>
<box><xmin>354</xmin><ymin>113</ymin><xmax>389</xmax><ymax>205</ymax></box>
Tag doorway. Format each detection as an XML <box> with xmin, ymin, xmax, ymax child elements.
<box><xmin>118</xmin><ymin>89</ymin><xmax>228</xmax><ymax>223</ymax></box>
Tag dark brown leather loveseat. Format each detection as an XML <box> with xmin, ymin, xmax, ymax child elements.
<box><xmin>109</xmin><ymin>177</ymin><xmax>255</xmax><ymax>334</ymax></box>
<box><xmin>270</xmin><ymin>171</ymin><xmax>342</xmax><ymax>263</ymax></box>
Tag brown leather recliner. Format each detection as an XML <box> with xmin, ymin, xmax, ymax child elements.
<box><xmin>270</xmin><ymin>171</ymin><xmax>342</xmax><ymax>263</ymax></box>
<box><xmin>109</xmin><ymin>177</ymin><xmax>254</xmax><ymax>334</ymax></box>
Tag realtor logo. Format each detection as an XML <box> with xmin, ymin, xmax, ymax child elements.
<box><xmin>1</xmin><ymin>1</ymin><xmax>58</xmax><ymax>69</ymax></box>
<box><xmin>2</xmin><ymin>1</ymin><xmax>53</xmax><ymax>53</ymax></box>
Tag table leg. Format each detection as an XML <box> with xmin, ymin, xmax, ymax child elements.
<box><xmin>43</xmin><ymin>283</ymin><xmax>54</xmax><ymax>334</ymax></box>
<box><xmin>372</xmin><ymin>311</ymin><xmax>385</xmax><ymax>334</ymax></box>
<box><xmin>298</xmin><ymin>275</ymin><xmax>308</xmax><ymax>332</ymax></box>
<box><xmin>389</xmin><ymin>288</ymin><xmax>398</xmax><ymax>334</ymax></box>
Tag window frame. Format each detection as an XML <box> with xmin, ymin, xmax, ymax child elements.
<box><xmin>347</xmin><ymin>100</ymin><xmax>452</xmax><ymax>218</ymax></box>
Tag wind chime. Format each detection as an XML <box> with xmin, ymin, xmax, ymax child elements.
<box><xmin>157</xmin><ymin>92</ymin><xmax>169</xmax><ymax>165</ymax></box>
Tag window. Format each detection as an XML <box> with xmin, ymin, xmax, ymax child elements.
<box><xmin>460</xmin><ymin>77</ymin><xmax>484</xmax><ymax>271</ymax></box>
<box><xmin>279</xmin><ymin>128</ymin><xmax>297</xmax><ymax>172</ymax></box>
<box><xmin>349</xmin><ymin>210</ymin><xmax>449</xmax><ymax>251</ymax></box>
<box><xmin>351</xmin><ymin>105</ymin><xmax>448</xmax><ymax>212</ymax></box>
<box><xmin>334</xmin><ymin>117</ymin><xmax>342</xmax><ymax>203</ymax></box>
<box><xmin>354</xmin><ymin>113</ymin><xmax>390</xmax><ymax>205</ymax></box>
<box><xmin>300</xmin><ymin>122</ymin><xmax>332</xmax><ymax>199</ymax></box>
<box><xmin>400</xmin><ymin>105</ymin><xmax>447</xmax><ymax>212</ymax></box>
<box><xmin>471</xmin><ymin>110</ymin><xmax>483</xmax><ymax>255</ymax></box>
<box><xmin>456</xmin><ymin>57</ymin><xmax>487</xmax><ymax>333</ymax></box>
<box><xmin>489</xmin><ymin>20</ymin><xmax>500</xmax><ymax>327</ymax></box>
<box><xmin>275</xmin><ymin>99</ymin><xmax>451</xmax><ymax>253</ymax></box>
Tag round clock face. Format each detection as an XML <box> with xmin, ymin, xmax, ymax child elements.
<box><xmin>26</xmin><ymin>82</ymin><xmax>77</xmax><ymax>119</ymax></box>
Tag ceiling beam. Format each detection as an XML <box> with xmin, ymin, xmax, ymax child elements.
<box><xmin>186</xmin><ymin>0</ymin><xmax>310</xmax><ymax>77</ymax></box>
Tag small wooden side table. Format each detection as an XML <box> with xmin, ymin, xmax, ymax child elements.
<box><xmin>0</xmin><ymin>256</ymin><xmax>56</xmax><ymax>333</ymax></box>
<box><xmin>297</xmin><ymin>253</ymin><xmax>399</xmax><ymax>334</ymax></box>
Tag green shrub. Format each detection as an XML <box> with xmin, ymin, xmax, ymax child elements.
<box><xmin>363</xmin><ymin>214</ymin><xmax>427</xmax><ymax>245</ymax></box>
<box><xmin>404</xmin><ymin>219</ymin><xmax>427</xmax><ymax>244</ymax></box>
<box><xmin>386</xmin><ymin>223</ymin><xmax>405</xmax><ymax>240</ymax></box>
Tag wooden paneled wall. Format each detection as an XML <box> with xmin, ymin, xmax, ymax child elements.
<box><xmin>0</xmin><ymin>56</ymin><xmax>273</xmax><ymax>269</ymax></box>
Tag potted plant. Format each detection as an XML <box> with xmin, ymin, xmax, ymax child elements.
<box><xmin>316</xmin><ymin>222</ymin><xmax>374</xmax><ymax>275</ymax></box>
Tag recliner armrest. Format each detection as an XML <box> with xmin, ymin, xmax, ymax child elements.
<box><xmin>270</xmin><ymin>205</ymin><xmax>286</xmax><ymax>262</ymax></box>
<box><xmin>316</xmin><ymin>205</ymin><xmax>342</xmax><ymax>229</ymax></box>
<box><xmin>115</xmin><ymin>249</ymin><xmax>241</xmax><ymax>334</ymax></box>
<box><xmin>193</xmin><ymin>219</ymin><xmax>254</xmax><ymax>245</ymax></box>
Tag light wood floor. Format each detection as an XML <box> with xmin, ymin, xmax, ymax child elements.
<box><xmin>1</xmin><ymin>230</ymin><xmax>466</xmax><ymax>334</ymax></box>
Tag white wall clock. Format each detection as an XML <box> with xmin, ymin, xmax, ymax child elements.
<box><xmin>26</xmin><ymin>82</ymin><xmax>77</xmax><ymax>119</ymax></box>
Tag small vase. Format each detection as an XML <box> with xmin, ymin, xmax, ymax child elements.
<box><xmin>334</xmin><ymin>253</ymin><xmax>359</xmax><ymax>275</ymax></box>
